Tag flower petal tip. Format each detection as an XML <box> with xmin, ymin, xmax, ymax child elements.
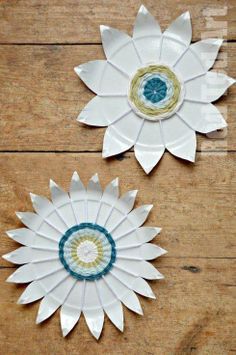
<box><xmin>74</xmin><ymin>66</ymin><xmax>83</xmax><ymax>76</ymax></box>
<box><xmin>100</xmin><ymin>25</ymin><xmax>109</xmax><ymax>34</ymax></box>
<box><xmin>139</xmin><ymin>4</ymin><xmax>148</xmax><ymax>14</ymax></box>
<box><xmin>183</xmin><ymin>11</ymin><xmax>191</xmax><ymax>19</ymax></box>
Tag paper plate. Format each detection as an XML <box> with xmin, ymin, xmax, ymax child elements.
<box><xmin>3</xmin><ymin>172</ymin><xmax>166</xmax><ymax>339</ymax></box>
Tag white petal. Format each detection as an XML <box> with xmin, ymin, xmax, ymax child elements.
<box><xmin>132</xmin><ymin>278</ymin><xmax>156</xmax><ymax>299</ymax></box>
<box><xmin>161</xmin><ymin>116</ymin><xmax>196</xmax><ymax>162</ymax></box>
<box><xmin>36</xmin><ymin>277</ymin><xmax>76</xmax><ymax>324</ymax></box>
<box><xmin>164</xmin><ymin>11</ymin><xmax>192</xmax><ymax>46</ymax></box>
<box><xmin>185</xmin><ymin>72</ymin><xmax>235</xmax><ymax>102</ymax></box>
<box><xmin>83</xmin><ymin>282</ymin><xmax>104</xmax><ymax>339</ymax></box>
<box><xmin>178</xmin><ymin>101</ymin><xmax>227</xmax><ymax>133</ymax></box>
<box><xmin>32</xmin><ymin>259</ymin><xmax>63</xmax><ymax>280</ymax></box>
<box><xmin>83</xmin><ymin>308</ymin><xmax>104</xmax><ymax>340</ymax></box>
<box><xmin>70</xmin><ymin>171</ymin><xmax>86</xmax><ymax>201</ymax></box>
<box><xmin>191</xmin><ymin>38</ymin><xmax>223</xmax><ymax>71</ymax></box>
<box><xmin>95</xmin><ymin>278</ymin><xmax>124</xmax><ymax>331</ymax></box>
<box><xmin>102</xmin><ymin>112</ymin><xmax>143</xmax><ymax>158</ymax></box>
<box><xmin>87</xmin><ymin>173</ymin><xmax>102</xmax><ymax>200</ymax></box>
<box><xmin>60</xmin><ymin>281</ymin><xmax>84</xmax><ymax>337</ymax></box>
<box><xmin>140</xmin><ymin>243</ymin><xmax>167</xmax><ymax>260</ymax></box>
<box><xmin>136</xmin><ymin>227</ymin><xmax>161</xmax><ymax>244</ymax></box>
<box><xmin>134</xmin><ymin>120</ymin><xmax>165</xmax><ymax>174</ymax></box>
<box><xmin>100</xmin><ymin>25</ymin><xmax>140</xmax><ymax>74</ymax></box>
<box><xmin>121</xmin><ymin>290</ymin><xmax>143</xmax><ymax>315</ymax></box>
<box><xmin>138</xmin><ymin>260</ymin><xmax>164</xmax><ymax>280</ymax></box>
<box><xmin>127</xmin><ymin>205</ymin><xmax>153</xmax><ymax>228</ymax></box>
<box><xmin>174</xmin><ymin>47</ymin><xmax>205</xmax><ymax>81</ymax></box>
<box><xmin>6</xmin><ymin>263</ymin><xmax>35</xmax><ymax>283</ymax></box>
<box><xmin>161</xmin><ymin>12</ymin><xmax>191</xmax><ymax>66</ymax></box>
<box><xmin>30</xmin><ymin>193</ymin><xmax>54</xmax><ymax>218</ymax></box>
<box><xmin>78</xmin><ymin>96</ymin><xmax>131</xmax><ymax>127</ymax></box>
<box><xmin>16</xmin><ymin>212</ymin><xmax>43</xmax><ymax>231</ymax></box>
<box><xmin>36</xmin><ymin>294</ymin><xmax>60</xmax><ymax>324</ymax></box>
<box><xmin>104</xmin><ymin>300</ymin><xmax>123</xmax><ymax>332</ymax></box>
<box><xmin>104</xmin><ymin>273</ymin><xmax>143</xmax><ymax>315</ymax></box>
<box><xmin>133</xmin><ymin>5</ymin><xmax>161</xmax><ymax>64</ymax></box>
<box><xmin>102</xmin><ymin>178</ymin><xmax>119</xmax><ymax>204</ymax></box>
<box><xmin>6</xmin><ymin>228</ymin><xmax>34</xmax><ymax>246</ymax></box>
<box><xmin>60</xmin><ymin>304</ymin><xmax>81</xmax><ymax>337</ymax></box>
<box><xmin>3</xmin><ymin>247</ymin><xmax>58</xmax><ymax>264</ymax></box>
<box><xmin>50</xmin><ymin>179</ymin><xmax>70</xmax><ymax>207</ymax></box>
<box><xmin>17</xmin><ymin>281</ymin><xmax>46</xmax><ymax>304</ymax></box>
<box><xmin>115</xmin><ymin>190</ymin><xmax>138</xmax><ymax>214</ymax></box>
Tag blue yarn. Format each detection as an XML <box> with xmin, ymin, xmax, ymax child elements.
<box><xmin>59</xmin><ymin>223</ymin><xmax>116</xmax><ymax>281</ymax></box>
<box><xmin>143</xmin><ymin>77</ymin><xmax>167</xmax><ymax>103</ymax></box>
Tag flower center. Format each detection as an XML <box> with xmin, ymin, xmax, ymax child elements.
<box><xmin>59</xmin><ymin>223</ymin><xmax>116</xmax><ymax>281</ymax></box>
<box><xmin>128</xmin><ymin>64</ymin><xmax>185</xmax><ymax>121</ymax></box>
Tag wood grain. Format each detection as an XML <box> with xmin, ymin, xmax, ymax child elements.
<box><xmin>0</xmin><ymin>258</ymin><xmax>235</xmax><ymax>355</ymax></box>
<box><xmin>1</xmin><ymin>153</ymin><xmax>235</xmax><ymax>264</ymax></box>
<box><xmin>0</xmin><ymin>44</ymin><xmax>235</xmax><ymax>152</ymax></box>
<box><xmin>0</xmin><ymin>0</ymin><xmax>235</xmax><ymax>353</ymax></box>
<box><xmin>0</xmin><ymin>0</ymin><xmax>235</xmax><ymax>43</ymax></box>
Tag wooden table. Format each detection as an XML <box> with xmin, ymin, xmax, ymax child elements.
<box><xmin>0</xmin><ymin>1</ymin><xmax>235</xmax><ymax>354</ymax></box>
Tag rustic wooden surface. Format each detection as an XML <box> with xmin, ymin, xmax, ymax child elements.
<box><xmin>0</xmin><ymin>1</ymin><xmax>235</xmax><ymax>354</ymax></box>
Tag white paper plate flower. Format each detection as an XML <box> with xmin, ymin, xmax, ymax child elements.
<box><xmin>75</xmin><ymin>5</ymin><xmax>235</xmax><ymax>174</ymax></box>
<box><xmin>3</xmin><ymin>172</ymin><xmax>166</xmax><ymax>339</ymax></box>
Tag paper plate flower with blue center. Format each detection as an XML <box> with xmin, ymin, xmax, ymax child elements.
<box><xmin>3</xmin><ymin>173</ymin><xmax>166</xmax><ymax>339</ymax></box>
<box><xmin>75</xmin><ymin>5</ymin><xmax>235</xmax><ymax>174</ymax></box>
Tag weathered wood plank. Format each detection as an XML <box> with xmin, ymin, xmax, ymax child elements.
<box><xmin>0</xmin><ymin>0</ymin><xmax>235</xmax><ymax>43</ymax></box>
<box><xmin>0</xmin><ymin>152</ymin><xmax>235</xmax><ymax>266</ymax></box>
<box><xmin>0</xmin><ymin>258</ymin><xmax>235</xmax><ymax>354</ymax></box>
<box><xmin>0</xmin><ymin>44</ymin><xmax>235</xmax><ymax>152</ymax></box>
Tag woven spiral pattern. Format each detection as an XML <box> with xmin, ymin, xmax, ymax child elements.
<box><xmin>59</xmin><ymin>223</ymin><xmax>116</xmax><ymax>280</ymax></box>
<box><xmin>129</xmin><ymin>65</ymin><xmax>182</xmax><ymax>120</ymax></box>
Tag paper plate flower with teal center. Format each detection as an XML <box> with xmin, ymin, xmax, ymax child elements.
<box><xmin>3</xmin><ymin>172</ymin><xmax>166</xmax><ymax>339</ymax></box>
<box><xmin>75</xmin><ymin>5</ymin><xmax>235</xmax><ymax>174</ymax></box>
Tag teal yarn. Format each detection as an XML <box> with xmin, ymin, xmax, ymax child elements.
<box><xmin>59</xmin><ymin>223</ymin><xmax>116</xmax><ymax>281</ymax></box>
<box><xmin>143</xmin><ymin>77</ymin><xmax>167</xmax><ymax>103</ymax></box>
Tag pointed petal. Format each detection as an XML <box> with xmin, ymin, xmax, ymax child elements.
<box><xmin>121</xmin><ymin>289</ymin><xmax>143</xmax><ymax>315</ymax></box>
<box><xmin>134</xmin><ymin>120</ymin><xmax>165</xmax><ymax>174</ymax></box>
<box><xmin>16</xmin><ymin>212</ymin><xmax>43</xmax><ymax>231</ymax></box>
<box><xmin>161</xmin><ymin>116</ymin><xmax>196</xmax><ymax>162</ymax></box>
<box><xmin>83</xmin><ymin>308</ymin><xmax>104</xmax><ymax>340</ymax></box>
<box><xmin>185</xmin><ymin>72</ymin><xmax>235</xmax><ymax>102</ymax></box>
<box><xmin>127</xmin><ymin>205</ymin><xmax>153</xmax><ymax>228</ymax></box>
<box><xmin>137</xmin><ymin>227</ymin><xmax>162</xmax><ymax>244</ymax></box>
<box><xmin>102</xmin><ymin>177</ymin><xmax>119</xmax><ymax>204</ymax></box>
<box><xmin>115</xmin><ymin>190</ymin><xmax>138</xmax><ymax>214</ymax></box>
<box><xmin>70</xmin><ymin>171</ymin><xmax>86</xmax><ymax>201</ymax></box>
<box><xmin>133</xmin><ymin>5</ymin><xmax>161</xmax><ymax>38</ymax></box>
<box><xmin>50</xmin><ymin>179</ymin><xmax>70</xmax><ymax>207</ymax></box>
<box><xmin>132</xmin><ymin>278</ymin><xmax>156</xmax><ymax>299</ymax></box>
<box><xmin>6</xmin><ymin>228</ymin><xmax>34</xmax><ymax>246</ymax></box>
<box><xmin>191</xmin><ymin>38</ymin><xmax>223</xmax><ymax>71</ymax></box>
<box><xmin>75</xmin><ymin>60</ymin><xmax>128</xmax><ymax>95</ymax></box>
<box><xmin>100</xmin><ymin>25</ymin><xmax>140</xmax><ymax>74</ymax></box>
<box><xmin>87</xmin><ymin>173</ymin><xmax>102</xmax><ymax>200</ymax></box>
<box><xmin>138</xmin><ymin>260</ymin><xmax>164</xmax><ymax>280</ymax></box>
<box><xmin>17</xmin><ymin>281</ymin><xmax>46</xmax><ymax>304</ymax></box>
<box><xmin>164</xmin><ymin>11</ymin><xmax>192</xmax><ymax>46</ymax></box>
<box><xmin>78</xmin><ymin>96</ymin><xmax>130</xmax><ymax>127</ymax></box>
<box><xmin>60</xmin><ymin>281</ymin><xmax>84</xmax><ymax>337</ymax></box>
<box><xmin>36</xmin><ymin>294</ymin><xmax>60</xmax><ymax>324</ymax></box>
<box><xmin>6</xmin><ymin>263</ymin><xmax>35</xmax><ymax>283</ymax></box>
<box><xmin>102</xmin><ymin>112</ymin><xmax>141</xmax><ymax>158</ymax></box>
<box><xmin>30</xmin><ymin>193</ymin><xmax>54</xmax><ymax>218</ymax></box>
<box><xmin>140</xmin><ymin>243</ymin><xmax>167</xmax><ymax>260</ymax></box>
<box><xmin>75</xmin><ymin>60</ymin><xmax>106</xmax><ymax>94</ymax></box>
<box><xmin>133</xmin><ymin>5</ymin><xmax>161</xmax><ymax>64</ymax></box>
<box><xmin>60</xmin><ymin>304</ymin><xmax>81</xmax><ymax>337</ymax></box>
<box><xmin>178</xmin><ymin>101</ymin><xmax>227</xmax><ymax>133</ymax></box>
<box><xmin>104</xmin><ymin>301</ymin><xmax>124</xmax><ymax>331</ymax></box>
<box><xmin>3</xmin><ymin>247</ymin><xmax>32</xmax><ymax>264</ymax></box>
